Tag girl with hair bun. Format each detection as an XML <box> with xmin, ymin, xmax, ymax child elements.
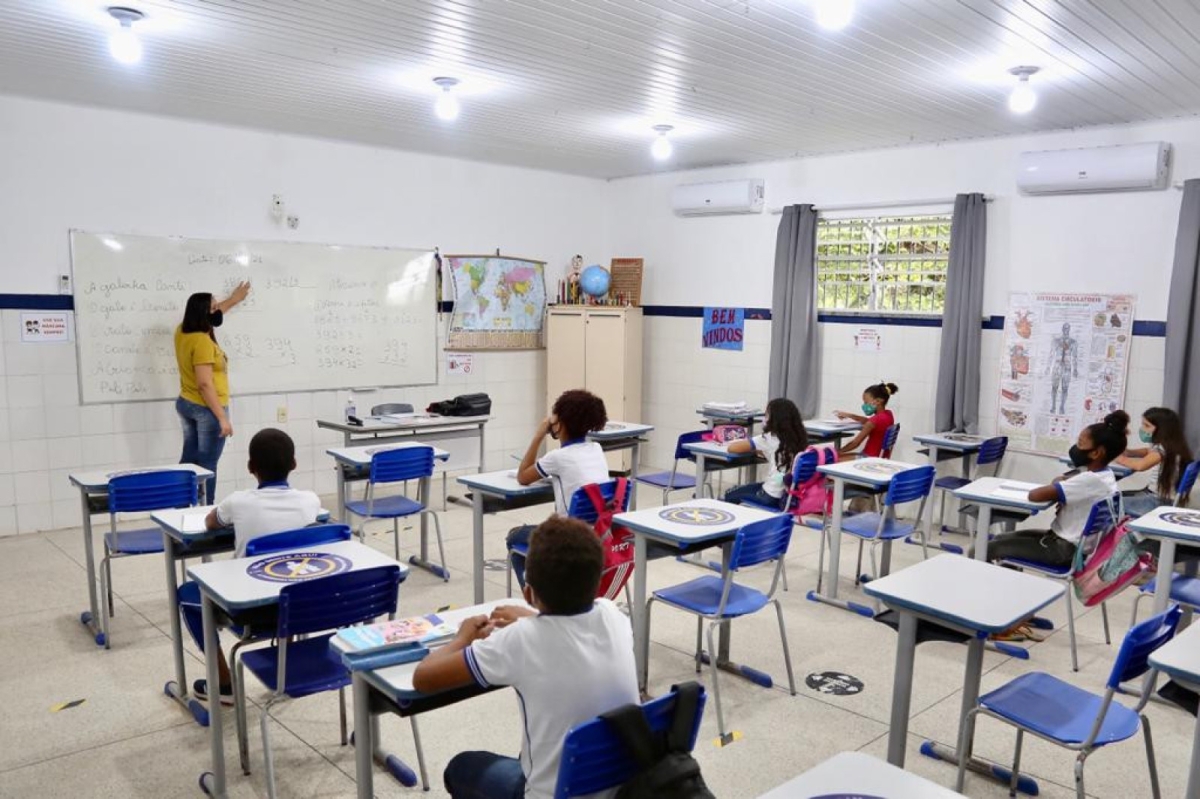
<box><xmin>835</xmin><ymin>381</ymin><xmax>899</xmax><ymax>459</ymax></box>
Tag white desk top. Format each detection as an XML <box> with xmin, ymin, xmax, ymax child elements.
<box><xmin>682</xmin><ymin>441</ymin><xmax>757</xmax><ymax>462</ymax></box>
<box><xmin>326</xmin><ymin>442</ymin><xmax>450</xmax><ymax>466</ymax></box>
<box><xmin>952</xmin><ymin>477</ymin><xmax>1051</xmax><ymax>512</ymax></box>
<box><xmin>913</xmin><ymin>432</ymin><xmax>987</xmax><ymax>450</ymax></box>
<box><xmin>805</xmin><ymin>419</ymin><xmax>862</xmax><ymax>434</ymax></box>
<box><xmin>758</xmin><ymin>751</ymin><xmax>964</xmax><ymax>798</ymax></box>
<box><xmin>615</xmin><ymin>498</ymin><xmax>782</xmax><ymax>546</ymax></box>
<box><xmin>1149</xmin><ymin>619</ymin><xmax>1200</xmax><ymax>687</ymax></box>
<box><xmin>817</xmin><ymin>457</ymin><xmax>924</xmax><ymax>487</ymax></box>
<box><xmin>187</xmin><ymin>540</ymin><xmax>408</xmax><ymax>611</ymax></box>
<box><xmin>152</xmin><ymin>505</ymin><xmax>332</xmax><ymax>541</ymax></box>
<box><xmin>696</xmin><ymin>407</ymin><xmax>764</xmax><ymax>421</ymax></box>
<box><xmin>317</xmin><ymin>415</ymin><xmax>490</xmax><ymax>434</ymax></box>
<box><xmin>1129</xmin><ymin>506</ymin><xmax>1200</xmax><ymax>544</ymax></box>
<box><xmin>864</xmin><ymin>554</ymin><xmax>1064</xmax><ymax>634</ymax></box>
<box><xmin>456</xmin><ymin>469</ymin><xmax>555</xmax><ymax>498</ymax></box>
<box><xmin>588</xmin><ymin>421</ymin><xmax>655</xmax><ymax>441</ymax></box>
<box><xmin>69</xmin><ymin>463</ymin><xmax>213</xmax><ymax>491</ymax></box>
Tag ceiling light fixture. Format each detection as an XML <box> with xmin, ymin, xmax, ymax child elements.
<box><xmin>107</xmin><ymin>7</ymin><xmax>144</xmax><ymax>65</ymax></box>
<box><xmin>433</xmin><ymin>77</ymin><xmax>461</xmax><ymax>121</ymax></box>
<box><xmin>813</xmin><ymin>0</ymin><xmax>854</xmax><ymax>31</ymax></box>
<box><xmin>1008</xmin><ymin>66</ymin><xmax>1039</xmax><ymax>114</ymax></box>
<box><xmin>101</xmin><ymin>237</ymin><xmax>123</xmax><ymax>251</ymax></box>
<box><xmin>651</xmin><ymin>125</ymin><xmax>674</xmax><ymax>161</ymax></box>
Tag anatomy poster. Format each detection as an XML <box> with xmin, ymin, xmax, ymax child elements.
<box><xmin>998</xmin><ymin>292</ymin><xmax>1135</xmax><ymax>454</ymax></box>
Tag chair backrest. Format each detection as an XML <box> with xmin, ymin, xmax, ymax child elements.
<box><xmin>369</xmin><ymin>446</ymin><xmax>435</xmax><ymax>484</ymax></box>
<box><xmin>108</xmin><ymin>469</ymin><xmax>199</xmax><ymax>514</ymax></box>
<box><xmin>1106</xmin><ymin>605</ymin><xmax>1181</xmax><ymax>689</ymax></box>
<box><xmin>975</xmin><ymin>436</ymin><xmax>1009</xmax><ymax>467</ymax></box>
<box><xmin>567</xmin><ymin>480</ymin><xmax>632</xmax><ymax>523</ymax></box>
<box><xmin>730</xmin><ymin>513</ymin><xmax>794</xmax><ymax>570</ymax></box>
<box><xmin>244</xmin><ymin>524</ymin><xmax>352</xmax><ymax>556</ymax></box>
<box><xmin>554</xmin><ymin>685</ymin><xmax>707</xmax><ymax>799</ymax></box>
<box><xmin>883</xmin><ymin>465</ymin><xmax>935</xmax><ymax>507</ymax></box>
<box><xmin>1177</xmin><ymin>460</ymin><xmax>1200</xmax><ymax>504</ymax></box>
<box><xmin>674</xmin><ymin>430</ymin><xmax>710</xmax><ymax>462</ymax></box>
<box><xmin>1081</xmin><ymin>496</ymin><xmax>1119</xmax><ymax>543</ymax></box>
<box><xmin>276</xmin><ymin>565</ymin><xmax>402</xmax><ymax>639</ymax></box>
<box><xmin>371</xmin><ymin>402</ymin><xmax>414</xmax><ymax>416</ymax></box>
<box><xmin>881</xmin><ymin>424</ymin><xmax>900</xmax><ymax>458</ymax></box>
<box><xmin>791</xmin><ymin>449</ymin><xmax>820</xmax><ymax>486</ymax></box>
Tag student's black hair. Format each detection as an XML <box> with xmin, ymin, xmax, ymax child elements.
<box><xmin>1143</xmin><ymin>407</ymin><xmax>1193</xmax><ymax>500</ymax></box>
<box><xmin>524</xmin><ymin>516</ymin><xmax>602</xmax><ymax>615</ymax></box>
<box><xmin>181</xmin><ymin>293</ymin><xmax>215</xmax><ymax>336</ymax></box>
<box><xmin>762</xmin><ymin>397</ymin><xmax>808</xmax><ymax>472</ymax></box>
<box><xmin>552</xmin><ymin>389</ymin><xmax>608</xmax><ymax>441</ymax></box>
<box><xmin>248</xmin><ymin>428</ymin><xmax>296</xmax><ymax>483</ymax></box>
<box><xmin>864</xmin><ymin>381</ymin><xmax>899</xmax><ymax>405</ymax></box>
<box><xmin>1083</xmin><ymin>411</ymin><xmax>1128</xmax><ymax>466</ymax></box>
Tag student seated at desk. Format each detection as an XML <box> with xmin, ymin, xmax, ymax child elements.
<box><xmin>834</xmin><ymin>380</ymin><xmax>898</xmax><ymax>459</ymax></box>
<box><xmin>414</xmin><ymin>516</ymin><xmax>639</xmax><ymax>799</ymax></box>
<box><xmin>509</xmin><ymin>389</ymin><xmax>610</xmax><ymax>587</ymax></box>
<box><xmin>182</xmin><ymin>427</ymin><xmax>322</xmax><ymax>704</ymax></box>
<box><xmin>723</xmin><ymin>397</ymin><xmax>808</xmax><ymax>510</ymax></box>
<box><xmin>1114</xmin><ymin>407</ymin><xmax>1194</xmax><ymax>517</ymax></box>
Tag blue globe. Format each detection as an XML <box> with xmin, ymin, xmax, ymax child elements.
<box><xmin>580</xmin><ymin>264</ymin><xmax>611</xmax><ymax>298</ymax></box>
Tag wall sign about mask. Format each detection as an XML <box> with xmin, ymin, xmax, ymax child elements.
<box><xmin>998</xmin><ymin>292</ymin><xmax>1136</xmax><ymax>455</ymax></box>
<box><xmin>21</xmin><ymin>312</ymin><xmax>72</xmax><ymax>343</ymax></box>
<box><xmin>853</xmin><ymin>326</ymin><xmax>882</xmax><ymax>352</ymax></box>
<box><xmin>701</xmin><ymin>307</ymin><xmax>744</xmax><ymax>351</ymax></box>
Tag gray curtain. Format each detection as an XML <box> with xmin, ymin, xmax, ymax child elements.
<box><xmin>769</xmin><ymin>204</ymin><xmax>820</xmax><ymax>417</ymax></box>
<box><xmin>1164</xmin><ymin>178</ymin><xmax>1200</xmax><ymax>446</ymax></box>
<box><xmin>934</xmin><ymin>193</ymin><xmax>987</xmax><ymax>433</ymax></box>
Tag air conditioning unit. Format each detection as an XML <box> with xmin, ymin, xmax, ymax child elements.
<box><xmin>672</xmin><ymin>179</ymin><xmax>765</xmax><ymax>216</ymax></box>
<box><xmin>1016</xmin><ymin>142</ymin><xmax>1171</xmax><ymax>195</ymax></box>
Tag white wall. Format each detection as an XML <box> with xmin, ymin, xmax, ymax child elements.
<box><xmin>611</xmin><ymin>119</ymin><xmax>1194</xmax><ymax>480</ymax></box>
<box><xmin>0</xmin><ymin>94</ymin><xmax>609</xmax><ymax>534</ymax></box>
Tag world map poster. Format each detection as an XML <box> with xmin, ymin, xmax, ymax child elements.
<box><xmin>445</xmin><ymin>255</ymin><xmax>547</xmax><ymax>350</ymax></box>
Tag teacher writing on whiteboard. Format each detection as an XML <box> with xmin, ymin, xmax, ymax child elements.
<box><xmin>174</xmin><ymin>283</ymin><xmax>250</xmax><ymax>503</ymax></box>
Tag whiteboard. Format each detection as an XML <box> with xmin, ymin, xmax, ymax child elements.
<box><xmin>71</xmin><ymin>231</ymin><xmax>437</xmax><ymax>404</ymax></box>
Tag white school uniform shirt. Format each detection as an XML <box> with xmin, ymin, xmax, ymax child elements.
<box><xmin>214</xmin><ymin>482</ymin><xmax>323</xmax><ymax>556</ymax></box>
<box><xmin>1145</xmin><ymin>444</ymin><xmax>1166</xmax><ymax>497</ymax></box>
<box><xmin>750</xmin><ymin>432</ymin><xmax>787</xmax><ymax>498</ymax></box>
<box><xmin>536</xmin><ymin>439</ymin><xmax>611</xmax><ymax>515</ymax></box>
<box><xmin>464</xmin><ymin>599</ymin><xmax>640</xmax><ymax>799</ymax></box>
<box><xmin>1051</xmin><ymin>468</ymin><xmax>1118</xmax><ymax>543</ymax></box>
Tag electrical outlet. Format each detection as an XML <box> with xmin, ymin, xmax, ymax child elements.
<box><xmin>276</xmin><ymin>406</ymin><xmax>288</xmax><ymax>423</ymax></box>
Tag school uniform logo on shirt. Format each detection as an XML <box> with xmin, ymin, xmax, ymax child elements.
<box><xmin>246</xmin><ymin>551</ymin><xmax>352</xmax><ymax>582</ymax></box>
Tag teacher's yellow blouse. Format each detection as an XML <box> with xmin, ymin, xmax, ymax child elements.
<box><xmin>174</xmin><ymin>326</ymin><xmax>229</xmax><ymax>406</ymax></box>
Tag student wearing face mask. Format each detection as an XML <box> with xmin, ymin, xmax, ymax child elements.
<box><xmin>174</xmin><ymin>283</ymin><xmax>250</xmax><ymax>503</ymax></box>
<box><xmin>834</xmin><ymin>381</ymin><xmax>899</xmax><ymax>459</ymax></box>
<box><xmin>1115</xmin><ymin>407</ymin><xmax>1194</xmax><ymax>517</ymax></box>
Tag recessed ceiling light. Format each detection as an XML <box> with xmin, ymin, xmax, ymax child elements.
<box><xmin>107</xmin><ymin>7</ymin><xmax>144</xmax><ymax>65</ymax></box>
<box><xmin>433</xmin><ymin>77</ymin><xmax>461</xmax><ymax>121</ymax></box>
<box><xmin>651</xmin><ymin>125</ymin><xmax>674</xmax><ymax>161</ymax></box>
<box><xmin>1008</xmin><ymin>66</ymin><xmax>1040</xmax><ymax>114</ymax></box>
<box><xmin>813</xmin><ymin>0</ymin><xmax>854</xmax><ymax>31</ymax></box>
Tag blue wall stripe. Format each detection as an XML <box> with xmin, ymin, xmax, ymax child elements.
<box><xmin>1131</xmin><ymin>320</ymin><xmax>1166</xmax><ymax>337</ymax></box>
<box><xmin>0</xmin><ymin>294</ymin><xmax>74</xmax><ymax>310</ymax></box>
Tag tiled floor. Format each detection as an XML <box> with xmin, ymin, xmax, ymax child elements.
<box><xmin>0</xmin><ymin>487</ymin><xmax>1194</xmax><ymax>798</ymax></box>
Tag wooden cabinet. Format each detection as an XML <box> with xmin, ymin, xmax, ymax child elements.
<box><xmin>546</xmin><ymin>306</ymin><xmax>643</xmax><ymax>472</ymax></box>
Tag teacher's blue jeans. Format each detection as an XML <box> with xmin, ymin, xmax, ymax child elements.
<box><xmin>443</xmin><ymin>751</ymin><xmax>526</xmax><ymax>799</ymax></box>
<box><xmin>176</xmin><ymin>397</ymin><xmax>226</xmax><ymax>504</ymax></box>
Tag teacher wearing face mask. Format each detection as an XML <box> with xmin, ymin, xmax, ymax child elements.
<box><xmin>174</xmin><ymin>282</ymin><xmax>250</xmax><ymax>503</ymax></box>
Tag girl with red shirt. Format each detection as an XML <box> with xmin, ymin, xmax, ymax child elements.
<box><xmin>835</xmin><ymin>381</ymin><xmax>898</xmax><ymax>459</ymax></box>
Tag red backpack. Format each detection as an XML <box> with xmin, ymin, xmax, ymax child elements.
<box><xmin>581</xmin><ymin>479</ymin><xmax>635</xmax><ymax>600</ymax></box>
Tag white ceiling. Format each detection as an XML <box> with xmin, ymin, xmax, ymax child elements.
<box><xmin>4</xmin><ymin>1</ymin><xmax>1200</xmax><ymax>178</ymax></box>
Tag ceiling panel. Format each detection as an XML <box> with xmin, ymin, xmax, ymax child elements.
<box><xmin>1</xmin><ymin>0</ymin><xmax>1198</xmax><ymax>177</ymax></box>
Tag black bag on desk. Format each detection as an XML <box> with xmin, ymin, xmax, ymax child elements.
<box><xmin>426</xmin><ymin>393</ymin><xmax>491</xmax><ymax>416</ymax></box>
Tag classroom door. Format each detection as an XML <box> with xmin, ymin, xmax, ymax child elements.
<box><xmin>584</xmin><ymin>311</ymin><xmax>628</xmax><ymax>470</ymax></box>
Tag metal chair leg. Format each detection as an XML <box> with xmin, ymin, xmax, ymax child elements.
<box><xmin>430</xmin><ymin>511</ymin><xmax>449</xmax><ymax>582</ymax></box>
<box><xmin>506</xmin><ymin>552</ymin><xmax>514</xmax><ymax>598</ymax></box>
<box><xmin>1073</xmin><ymin>751</ymin><xmax>1089</xmax><ymax>799</ymax></box>
<box><xmin>392</xmin><ymin>518</ymin><xmax>400</xmax><ymax>561</ymax></box>
<box><xmin>442</xmin><ymin>472</ymin><xmax>448</xmax><ymax>512</ymax></box>
<box><xmin>233</xmin><ymin>650</ymin><xmax>251</xmax><ymax>774</ymax></box>
<box><xmin>99</xmin><ymin>551</ymin><xmax>112</xmax><ymax>650</ymax></box>
<box><xmin>779</xmin><ymin>559</ymin><xmax>789</xmax><ymax>592</ymax></box>
<box><xmin>854</xmin><ymin>539</ymin><xmax>865</xmax><ymax>586</ymax></box>
<box><xmin>1142</xmin><ymin>714</ymin><xmax>1162</xmax><ymax>799</ymax></box>
<box><xmin>1129</xmin><ymin>591</ymin><xmax>1146</xmax><ymax>628</ymax></box>
<box><xmin>815</xmin><ymin>522</ymin><xmax>828</xmax><ymax>593</ymax></box>
<box><xmin>954</xmin><ymin>707</ymin><xmax>981</xmax><ymax>792</ymax></box>
<box><xmin>1065</xmin><ymin>586</ymin><xmax>1079</xmax><ymax>672</ymax></box>
<box><xmin>773</xmin><ymin>600</ymin><xmax>796</xmax><ymax>695</ymax></box>
<box><xmin>1101</xmin><ymin>601</ymin><xmax>1111</xmax><ymax>645</ymax></box>
<box><xmin>411</xmin><ymin>716</ymin><xmax>430</xmax><ymax>791</ymax></box>
<box><xmin>339</xmin><ymin>686</ymin><xmax>348</xmax><ymax>746</ymax></box>
<box><xmin>105</xmin><ymin>549</ymin><xmax>115</xmax><ymax>617</ymax></box>
<box><xmin>695</xmin><ymin>616</ymin><xmax>703</xmax><ymax>673</ymax></box>
<box><xmin>261</xmin><ymin>696</ymin><xmax>282</xmax><ymax>799</ymax></box>
<box><xmin>705</xmin><ymin>622</ymin><xmax>727</xmax><ymax>740</ymax></box>
<box><xmin>1009</xmin><ymin>729</ymin><xmax>1024</xmax><ymax>798</ymax></box>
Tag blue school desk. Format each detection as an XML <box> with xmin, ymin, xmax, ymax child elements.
<box><xmin>613</xmin><ymin>499</ymin><xmax>785</xmax><ymax>692</ymax></box>
<box><xmin>804</xmin><ymin>418</ymin><xmax>862</xmax><ymax>446</ymax></box>
<box><xmin>186</xmin><ymin>540</ymin><xmax>407</xmax><ymax>799</ymax></box>
<box><xmin>913</xmin><ymin>432</ymin><xmax>987</xmax><ymax>543</ymax></box>
<box><xmin>681</xmin><ymin>440</ymin><xmax>761</xmax><ymax>499</ymax></box>
<box><xmin>1149</xmin><ymin>620</ymin><xmax>1200</xmax><ymax>797</ymax></box>
<box><xmin>68</xmin><ymin>464</ymin><xmax>213</xmax><ymax>647</ymax></box>
<box><xmin>864</xmin><ymin>555</ymin><xmax>1062</xmax><ymax>793</ymax></box>
<box><xmin>808</xmin><ymin>457</ymin><xmax>925</xmax><ymax>615</ymax></box>
<box><xmin>332</xmin><ymin>598</ymin><xmax>529</xmax><ymax>797</ymax></box>
<box><xmin>1130</xmin><ymin>506</ymin><xmax>1200</xmax><ymax>617</ymax></box>
<box><xmin>587</xmin><ymin>420</ymin><xmax>655</xmax><ymax>501</ymax></box>
<box><xmin>950</xmin><ymin>477</ymin><xmax>1052</xmax><ymax>561</ymax></box>
<box><xmin>758</xmin><ymin>751</ymin><xmax>964</xmax><ymax>798</ymax></box>
<box><xmin>456</xmin><ymin>470</ymin><xmax>556</xmax><ymax>604</ymax></box>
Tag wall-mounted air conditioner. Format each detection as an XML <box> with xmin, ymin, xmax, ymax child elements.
<box><xmin>1016</xmin><ymin>142</ymin><xmax>1171</xmax><ymax>195</ymax></box>
<box><xmin>672</xmin><ymin>179</ymin><xmax>765</xmax><ymax>216</ymax></box>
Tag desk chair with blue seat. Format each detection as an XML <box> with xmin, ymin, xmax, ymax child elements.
<box><xmin>1127</xmin><ymin>460</ymin><xmax>1200</xmax><ymax>628</ymax></box>
<box><xmin>238</xmin><ymin>564</ymin><xmax>403</xmax><ymax>799</ymax></box>
<box><xmin>1001</xmin><ymin>497</ymin><xmax>1117</xmax><ymax>672</ymax></box>
<box><xmin>554</xmin><ymin>682</ymin><xmax>707</xmax><ymax>799</ymax></box>
<box><xmin>931</xmin><ymin>436</ymin><xmax>1009</xmax><ymax>549</ymax></box>
<box><xmin>742</xmin><ymin>449</ymin><xmax>826</xmax><ymax>592</ymax></box>
<box><xmin>646</xmin><ymin>513</ymin><xmax>795</xmax><ymax>741</ymax></box>
<box><xmin>102</xmin><ymin>469</ymin><xmax>200</xmax><ymax>649</ymax></box>
<box><xmin>844</xmin><ymin>424</ymin><xmax>902</xmax><ymax>505</ymax></box>
<box><xmin>636</xmin><ymin>431</ymin><xmax>724</xmax><ymax>504</ymax></box>
<box><xmin>956</xmin><ymin>605</ymin><xmax>1180</xmax><ymax>799</ymax></box>
<box><xmin>345</xmin><ymin>445</ymin><xmax>448</xmax><ymax>580</ymax></box>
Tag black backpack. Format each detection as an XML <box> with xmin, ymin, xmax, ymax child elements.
<box><xmin>599</xmin><ymin>682</ymin><xmax>715</xmax><ymax>799</ymax></box>
<box><xmin>426</xmin><ymin>392</ymin><xmax>491</xmax><ymax>416</ymax></box>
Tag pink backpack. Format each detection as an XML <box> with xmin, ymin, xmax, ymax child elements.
<box><xmin>702</xmin><ymin>425</ymin><xmax>748</xmax><ymax>444</ymax></box>
<box><xmin>1072</xmin><ymin>515</ymin><xmax>1156</xmax><ymax>606</ymax></box>
<box><xmin>788</xmin><ymin>445</ymin><xmax>839</xmax><ymax>516</ymax></box>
